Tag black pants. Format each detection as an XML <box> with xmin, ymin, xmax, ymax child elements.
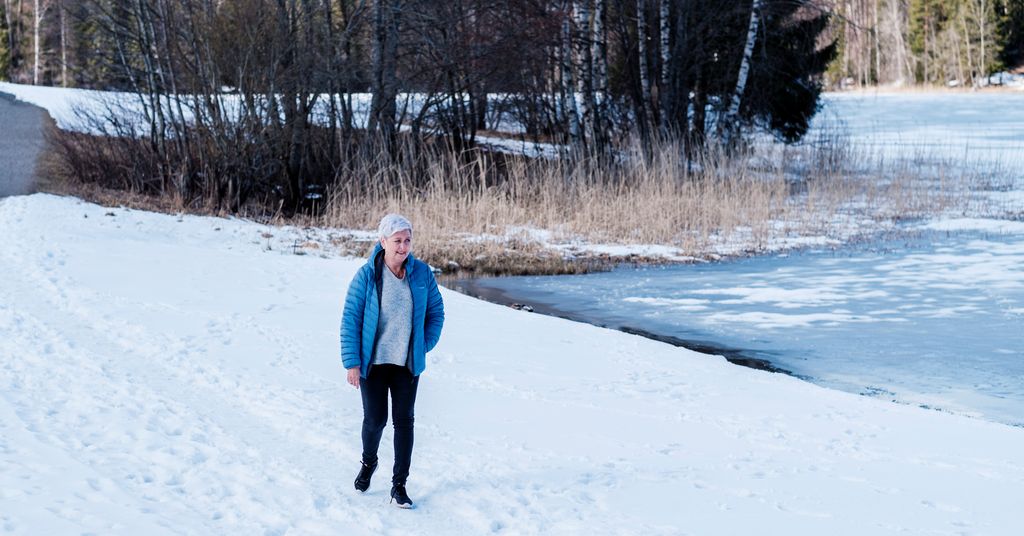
<box><xmin>360</xmin><ymin>364</ymin><xmax>420</xmax><ymax>485</ymax></box>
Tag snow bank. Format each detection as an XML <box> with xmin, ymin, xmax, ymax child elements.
<box><xmin>1</xmin><ymin>194</ymin><xmax>1022</xmax><ymax>535</ymax></box>
<box><xmin>0</xmin><ymin>82</ymin><xmax>111</xmax><ymax>131</ymax></box>
<box><xmin>0</xmin><ymin>82</ymin><xmax>559</xmax><ymax>158</ymax></box>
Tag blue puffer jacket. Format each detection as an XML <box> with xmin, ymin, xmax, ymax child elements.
<box><xmin>340</xmin><ymin>243</ymin><xmax>444</xmax><ymax>377</ymax></box>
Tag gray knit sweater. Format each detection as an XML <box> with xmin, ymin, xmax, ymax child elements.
<box><xmin>372</xmin><ymin>266</ymin><xmax>413</xmax><ymax>366</ymax></box>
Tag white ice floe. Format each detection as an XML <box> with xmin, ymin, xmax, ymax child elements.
<box><xmin>920</xmin><ymin>217</ymin><xmax>1024</xmax><ymax>233</ymax></box>
<box><xmin>688</xmin><ymin>286</ymin><xmax>889</xmax><ymax>309</ymax></box>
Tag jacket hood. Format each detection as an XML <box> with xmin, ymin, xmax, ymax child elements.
<box><xmin>367</xmin><ymin>242</ymin><xmax>383</xmax><ymax>261</ymax></box>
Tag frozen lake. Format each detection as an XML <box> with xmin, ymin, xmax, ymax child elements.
<box><xmin>458</xmin><ymin>92</ymin><xmax>1024</xmax><ymax>426</ymax></box>
<box><xmin>815</xmin><ymin>91</ymin><xmax>1024</xmax><ymax>166</ymax></box>
<box><xmin>455</xmin><ymin>227</ymin><xmax>1024</xmax><ymax>426</ymax></box>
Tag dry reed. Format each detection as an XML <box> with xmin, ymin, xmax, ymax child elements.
<box><xmin>321</xmin><ymin>135</ymin><xmax>989</xmax><ymax>275</ymax></box>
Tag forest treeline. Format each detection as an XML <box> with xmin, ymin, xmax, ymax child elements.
<box><xmin>0</xmin><ymin>1</ymin><xmax>1017</xmax><ymax>214</ymax></box>
<box><xmin>4</xmin><ymin>2</ymin><xmax>1020</xmax><ymax>95</ymax></box>
<box><xmin>2</xmin><ymin>1</ymin><xmax>835</xmax><ymax>143</ymax></box>
<box><xmin>1</xmin><ymin>0</ymin><xmax>839</xmax><ymax>212</ymax></box>
<box><xmin>833</xmin><ymin>0</ymin><xmax>1024</xmax><ymax>87</ymax></box>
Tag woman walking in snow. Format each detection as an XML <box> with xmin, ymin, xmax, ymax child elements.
<box><xmin>340</xmin><ymin>214</ymin><xmax>445</xmax><ymax>509</ymax></box>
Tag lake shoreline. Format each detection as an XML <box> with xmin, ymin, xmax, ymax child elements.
<box><xmin>448</xmin><ymin>269</ymin><xmax>794</xmax><ymax>376</ymax></box>
<box><xmin>448</xmin><ymin>225</ymin><xmax>1024</xmax><ymax>427</ymax></box>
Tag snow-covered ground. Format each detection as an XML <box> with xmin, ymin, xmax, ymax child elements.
<box><xmin>0</xmin><ymin>82</ymin><xmax>562</xmax><ymax>159</ymax></box>
<box><xmin>2</xmin><ymin>194</ymin><xmax>1023</xmax><ymax>535</ymax></box>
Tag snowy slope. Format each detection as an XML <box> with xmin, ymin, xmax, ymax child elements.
<box><xmin>1</xmin><ymin>194</ymin><xmax>1023</xmax><ymax>535</ymax></box>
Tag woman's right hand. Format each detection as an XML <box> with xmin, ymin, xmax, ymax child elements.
<box><xmin>347</xmin><ymin>368</ymin><xmax>360</xmax><ymax>389</ymax></box>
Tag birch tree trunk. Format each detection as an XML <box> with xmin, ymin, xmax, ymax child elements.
<box><xmin>4</xmin><ymin>0</ymin><xmax>15</xmax><ymax>72</ymax></box>
<box><xmin>658</xmin><ymin>0</ymin><xmax>670</xmax><ymax>133</ymax></box>
<box><xmin>873</xmin><ymin>0</ymin><xmax>880</xmax><ymax>83</ymax></box>
<box><xmin>961</xmin><ymin>6</ymin><xmax>973</xmax><ymax>86</ymax></box>
<box><xmin>591</xmin><ymin>0</ymin><xmax>608</xmax><ymax>134</ymax></box>
<box><xmin>976</xmin><ymin>0</ymin><xmax>989</xmax><ymax>81</ymax></box>
<box><xmin>636</xmin><ymin>0</ymin><xmax>653</xmax><ymax>131</ymax></box>
<box><xmin>952</xmin><ymin>14</ymin><xmax>965</xmax><ymax>85</ymax></box>
<box><xmin>859</xmin><ymin>0</ymin><xmax>866</xmax><ymax>85</ymax></box>
<box><xmin>32</xmin><ymin>0</ymin><xmax>44</xmax><ymax>84</ymax></box>
<box><xmin>560</xmin><ymin>5</ymin><xmax>580</xmax><ymax>144</ymax></box>
<box><xmin>574</xmin><ymin>0</ymin><xmax>594</xmax><ymax>148</ymax></box>
<box><xmin>842</xmin><ymin>0</ymin><xmax>849</xmax><ymax>86</ymax></box>
<box><xmin>720</xmin><ymin>0</ymin><xmax>761</xmax><ymax>146</ymax></box>
<box><xmin>889</xmin><ymin>0</ymin><xmax>910</xmax><ymax>85</ymax></box>
<box><xmin>59</xmin><ymin>0</ymin><xmax>65</xmax><ymax>86</ymax></box>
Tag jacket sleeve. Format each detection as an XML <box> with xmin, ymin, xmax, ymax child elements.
<box><xmin>340</xmin><ymin>267</ymin><xmax>368</xmax><ymax>370</ymax></box>
<box><xmin>423</xmin><ymin>269</ymin><xmax>445</xmax><ymax>353</ymax></box>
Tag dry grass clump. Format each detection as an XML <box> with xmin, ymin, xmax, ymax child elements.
<box><xmin>323</xmin><ymin>139</ymin><xmax>790</xmax><ymax>269</ymax></box>
<box><xmin>321</xmin><ymin>134</ymin><xmax>985</xmax><ymax>274</ymax></box>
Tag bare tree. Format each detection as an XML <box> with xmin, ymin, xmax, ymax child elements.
<box><xmin>58</xmin><ymin>0</ymin><xmax>64</xmax><ymax>85</ymax></box>
<box><xmin>961</xmin><ymin>4</ymin><xmax>974</xmax><ymax>84</ymax></box>
<box><xmin>369</xmin><ymin>0</ymin><xmax>400</xmax><ymax>146</ymax></box>
<box><xmin>590</xmin><ymin>0</ymin><xmax>609</xmax><ymax>145</ymax></box>
<box><xmin>3</xmin><ymin>0</ymin><xmax>15</xmax><ymax>74</ymax></box>
<box><xmin>657</xmin><ymin>0</ymin><xmax>669</xmax><ymax>133</ymax></box>
<box><xmin>560</xmin><ymin>3</ymin><xmax>581</xmax><ymax>143</ymax></box>
<box><xmin>970</xmin><ymin>0</ymin><xmax>994</xmax><ymax>82</ymax></box>
<box><xmin>574</xmin><ymin>0</ymin><xmax>595</xmax><ymax>148</ymax></box>
<box><xmin>873</xmin><ymin>0</ymin><xmax>881</xmax><ymax>81</ymax></box>
<box><xmin>635</xmin><ymin>0</ymin><xmax>653</xmax><ymax>131</ymax></box>
<box><xmin>884</xmin><ymin>0</ymin><xmax>912</xmax><ymax>85</ymax></box>
<box><xmin>33</xmin><ymin>0</ymin><xmax>53</xmax><ymax>84</ymax></box>
<box><xmin>720</xmin><ymin>0</ymin><xmax>761</xmax><ymax>145</ymax></box>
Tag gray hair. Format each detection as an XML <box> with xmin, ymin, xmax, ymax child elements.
<box><xmin>378</xmin><ymin>213</ymin><xmax>413</xmax><ymax>239</ymax></box>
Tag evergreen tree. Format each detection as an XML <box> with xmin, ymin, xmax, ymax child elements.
<box><xmin>671</xmin><ymin>0</ymin><xmax>834</xmax><ymax>143</ymax></box>
<box><xmin>1</xmin><ymin>5</ymin><xmax>9</xmax><ymax>80</ymax></box>
<box><xmin>909</xmin><ymin>0</ymin><xmax>948</xmax><ymax>83</ymax></box>
<box><xmin>641</xmin><ymin>0</ymin><xmax>834</xmax><ymax>145</ymax></box>
<box><xmin>743</xmin><ymin>2</ymin><xmax>837</xmax><ymax>142</ymax></box>
<box><xmin>997</xmin><ymin>0</ymin><xmax>1024</xmax><ymax>68</ymax></box>
<box><xmin>70</xmin><ymin>0</ymin><xmax>127</xmax><ymax>89</ymax></box>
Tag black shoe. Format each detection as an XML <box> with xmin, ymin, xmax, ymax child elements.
<box><xmin>390</xmin><ymin>484</ymin><xmax>413</xmax><ymax>508</ymax></box>
<box><xmin>354</xmin><ymin>460</ymin><xmax>377</xmax><ymax>492</ymax></box>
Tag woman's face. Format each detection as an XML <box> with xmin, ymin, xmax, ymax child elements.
<box><xmin>381</xmin><ymin>229</ymin><xmax>412</xmax><ymax>265</ymax></box>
